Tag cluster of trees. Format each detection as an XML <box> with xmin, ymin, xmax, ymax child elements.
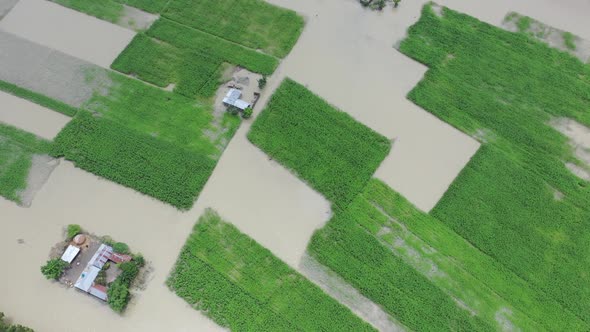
<box><xmin>0</xmin><ymin>312</ymin><xmax>33</xmax><ymax>332</ymax></box>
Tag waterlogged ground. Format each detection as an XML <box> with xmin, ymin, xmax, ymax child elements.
<box><xmin>2</xmin><ymin>0</ymin><xmax>590</xmax><ymax>330</ymax></box>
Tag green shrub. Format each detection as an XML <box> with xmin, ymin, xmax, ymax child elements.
<box><xmin>248</xmin><ymin>79</ymin><xmax>391</xmax><ymax>209</ymax></box>
<box><xmin>40</xmin><ymin>258</ymin><xmax>68</xmax><ymax>280</ymax></box>
<box><xmin>107</xmin><ymin>279</ymin><xmax>129</xmax><ymax>313</ymax></box>
<box><xmin>163</xmin><ymin>0</ymin><xmax>304</xmax><ymax>58</ymax></box>
<box><xmin>112</xmin><ymin>242</ymin><xmax>130</xmax><ymax>255</ymax></box>
<box><xmin>0</xmin><ymin>312</ymin><xmax>34</xmax><ymax>332</ymax></box>
<box><xmin>399</xmin><ymin>3</ymin><xmax>590</xmax><ymax>324</ymax></box>
<box><xmin>168</xmin><ymin>209</ymin><xmax>374</xmax><ymax>331</ymax></box>
<box><xmin>242</xmin><ymin>107</ymin><xmax>253</xmax><ymax>119</ymax></box>
<box><xmin>66</xmin><ymin>224</ymin><xmax>81</xmax><ymax>240</ymax></box>
<box><xmin>132</xmin><ymin>254</ymin><xmax>145</xmax><ymax>267</ymax></box>
<box><xmin>118</xmin><ymin>262</ymin><xmax>139</xmax><ymax>286</ymax></box>
<box><xmin>258</xmin><ymin>76</ymin><xmax>267</xmax><ymax>89</ymax></box>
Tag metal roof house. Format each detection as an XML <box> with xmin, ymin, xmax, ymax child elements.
<box><xmin>74</xmin><ymin>244</ymin><xmax>115</xmax><ymax>301</ymax></box>
<box><xmin>223</xmin><ymin>88</ymin><xmax>251</xmax><ymax>111</ymax></box>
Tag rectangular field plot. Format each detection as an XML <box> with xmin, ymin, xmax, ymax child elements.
<box><xmin>0</xmin><ymin>0</ymin><xmax>135</xmax><ymax>68</ymax></box>
<box><xmin>309</xmin><ymin>179</ymin><xmax>586</xmax><ymax>331</ymax></box>
<box><xmin>167</xmin><ymin>209</ymin><xmax>374</xmax><ymax>332</ymax></box>
<box><xmin>146</xmin><ymin>19</ymin><xmax>278</xmax><ymax>75</ymax></box>
<box><xmin>0</xmin><ymin>123</ymin><xmax>52</xmax><ymax>204</ymax></box>
<box><xmin>51</xmin><ymin>112</ymin><xmax>215</xmax><ymax>210</ymax></box>
<box><xmin>163</xmin><ymin>0</ymin><xmax>304</xmax><ymax>58</ymax></box>
<box><xmin>399</xmin><ymin>4</ymin><xmax>590</xmax><ymax>324</ymax></box>
<box><xmin>111</xmin><ymin>34</ymin><xmax>224</xmax><ymax>98</ymax></box>
<box><xmin>248</xmin><ymin>79</ymin><xmax>391</xmax><ymax>209</ymax></box>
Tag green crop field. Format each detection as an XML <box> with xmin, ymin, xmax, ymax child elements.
<box><xmin>309</xmin><ymin>179</ymin><xmax>496</xmax><ymax>331</ymax></box>
<box><xmin>82</xmin><ymin>70</ymin><xmax>239</xmax><ymax>158</ymax></box>
<box><xmin>248</xmin><ymin>79</ymin><xmax>391</xmax><ymax>209</ymax></box>
<box><xmin>0</xmin><ymin>123</ymin><xmax>52</xmax><ymax>204</ymax></box>
<box><xmin>163</xmin><ymin>0</ymin><xmax>304</xmax><ymax>58</ymax></box>
<box><xmin>309</xmin><ymin>179</ymin><xmax>586</xmax><ymax>330</ymax></box>
<box><xmin>398</xmin><ymin>3</ymin><xmax>590</xmax><ymax>324</ymax></box>
<box><xmin>51</xmin><ymin>112</ymin><xmax>215</xmax><ymax>209</ymax></box>
<box><xmin>112</xmin><ymin>34</ymin><xmax>223</xmax><ymax>98</ymax></box>
<box><xmin>168</xmin><ymin>209</ymin><xmax>374</xmax><ymax>332</ymax></box>
<box><xmin>145</xmin><ymin>19</ymin><xmax>279</xmax><ymax>75</ymax></box>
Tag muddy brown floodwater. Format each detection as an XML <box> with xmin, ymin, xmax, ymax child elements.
<box><xmin>2</xmin><ymin>0</ymin><xmax>590</xmax><ymax>331</ymax></box>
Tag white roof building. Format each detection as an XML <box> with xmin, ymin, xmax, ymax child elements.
<box><xmin>73</xmin><ymin>244</ymin><xmax>114</xmax><ymax>300</ymax></box>
<box><xmin>61</xmin><ymin>245</ymin><xmax>80</xmax><ymax>264</ymax></box>
<box><xmin>223</xmin><ymin>88</ymin><xmax>251</xmax><ymax>111</ymax></box>
<box><xmin>75</xmin><ymin>265</ymin><xmax>101</xmax><ymax>292</ymax></box>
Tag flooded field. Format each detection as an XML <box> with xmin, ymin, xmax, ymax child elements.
<box><xmin>0</xmin><ymin>0</ymin><xmax>135</xmax><ymax>68</ymax></box>
<box><xmin>0</xmin><ymin>91</ymin><xmax>69</xmax><ymax>140</ymax></box>
<box><xmin>2</xmin><ymin>0</ymin><xmax>590</xmax><ymax>330</ymax></box>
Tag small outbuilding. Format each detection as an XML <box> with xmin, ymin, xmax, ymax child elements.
<box><xmin>223</xmin><ymin>88</ymin><xmax>251</xmax><ymax>111</ymax></box>
<box><xmin>61</xmin><ymin>245</ymin><xmax>81</xmax><ymax>264</ymax></box>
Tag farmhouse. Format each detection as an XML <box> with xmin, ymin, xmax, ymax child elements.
<box><xmin>74</xmin><ymin>244</ymin><xmax>132</xmax><ymax>301</ymax></box>
<box><xmin>223</xmin><ymin>88</ymin><xmax>251</xmax><ymax>110</ymax></box>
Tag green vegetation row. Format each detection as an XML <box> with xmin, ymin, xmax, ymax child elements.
<box><xmin>168</xmin><ymin>209</ymin><xmax>374</xmax><ymax>332</ymax></box>
<box><xmin>399</xmin><ymin>4</ymin><xmax>590</xmax><ymax>324</ymax></box>
<box><xmin>0</xmin><ymin>312</ymin><xmax>33</xmax><ymax>332</ymax></box>
<box><xmin>112</xmin><ymin>34</ymin><xmax>224</xmax><ymax>98</ymax></box>
<box><xmin>163</xmin><ymin>0</ymin><xmax>304</xmax><ymax>58</ymax></box>
<box><xmin>0</xmin><ymin>80</ymin><xmax>77</xmax><ymax>117</ymax></box>
<box><xmin>308</xmin><ymin>181</ymin><xmax>495</xmax><ymax>332</ymax></box>
<box><xmin>0</xmin><ymin>123</ymin><xmax>52</xmax><ymax>204</ymax></box>
<box><xmin>51</xmin><ymin>112</ymin><xmax>214</xmax><ymax>209</ymax></box>
<box><xmin>248</xmin><ymin>79</ymin><xmax>391</xmax><ymax>209</ymax></box>
<box><xmin>145</xmin><ymin>19</ymin><xmax>279</xmax><ymax>75</ymax></box>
